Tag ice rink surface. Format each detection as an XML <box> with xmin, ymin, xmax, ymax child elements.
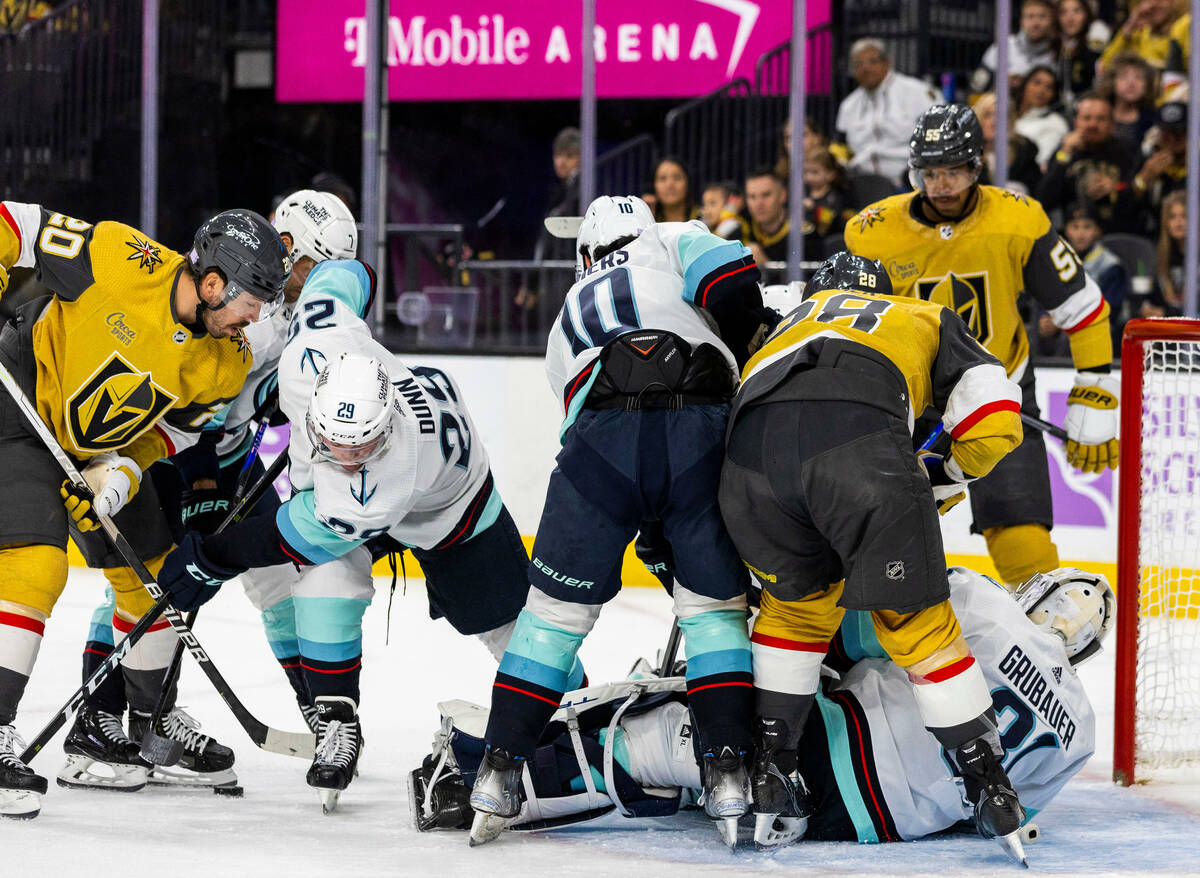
<box><xmin>4</xmin><ymin>569</ymin><xmax>1200</xmax><ymax>878</ymax></box>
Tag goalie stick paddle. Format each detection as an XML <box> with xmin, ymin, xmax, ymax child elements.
<box><xmin>0</xmin><ymin>362</ymin><xmax>314</xmax><ymax>762</ymax></box>
<box><xmin>139</xmin><ymin>443</ymin><xmax>290</xmax><ymax>767</ymax></box>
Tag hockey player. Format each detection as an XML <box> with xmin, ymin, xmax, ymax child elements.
<box><xmin>0</xmin><ymin>203</ymin><xmax>288</xmax><ymax>818</ymax></box>
<box><xmin>410</xmin><ymin>566</ymin><xmax>1106</xmax><ymax>863</ymax></box>
<box><xmin>60</xmin><ymin>190</ymin><xmax>358</xmax><ymax>794</ymax></box>
<box><xmin>467</xmin><ymin>195</ymin><xmax>772</xmax><ymax>848</ymax></box>
<box><xmin>845</xmin><ymin>103</ymin><xmax>1119</xmax><ymax>586</ymax></box>
<box><xmin>155</xmin><ymin>257</ymin><xmax>539</xmax><ymax>812</ymax></box>
<box><xmin>719</xmin><ymin>251</ymin><xmax>1029</xmax><ymax>860</ymax></box>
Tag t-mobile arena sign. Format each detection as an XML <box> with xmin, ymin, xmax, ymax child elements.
<box><xmin>276</xmin><ymin>0</ymin><xmax>821</xmax><ymax>102</ymax></box>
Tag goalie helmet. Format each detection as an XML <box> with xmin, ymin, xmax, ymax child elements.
<box><xmin>759</xmin><ymin>281</ymin><xmax>807</xmax><ymax>317</ymax></box>
<box><xmin>190</xmin><ymin>209</ymin><xmax>290</xmax><ymax>321</ymax></box>
<box><xmin>807</xmin><ymin>251</ymin><xmax>893</xmax><ymax>296</ymax></box>
<box><xmin>1014</xmin><ymin>567</ymin><xmax>1115</xmax><ymax>666</ymax></box>
<box><xmin>306</xmin><ymin>353</ymin><xmax>396</xmax><ymax>472</ymax></box>
<box><xmin>273</xmin><ymin>189</ymin><xmax>358</xmax><ymax>264</ymax></box>
<box><xmin>575</xmin><ymin>195</ymin><xmax>655</xmax><ymax>280</ymax></box>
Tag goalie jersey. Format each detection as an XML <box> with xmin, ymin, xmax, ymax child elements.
<box><xmin>844</xmin><ymin>185</ymin><xmax>1112</xmax><ymax>377</ymax></box>
<box><xmin>271</xmin><ymin>259</ymin><xmax>495</xmax><ymax>564</ymax></box>
<box><xmin>434</xmin><ymin>569</ymin><xmax>1095</xmax><ymax>840</ymax></box>
<box><xmin>0</xmin><ymin>202</ymin><xmax>251</xmax><ymax>471</ymax></box>
<box><xmin>545</xmin><ymin>220</ymin><xmax>750</xmax><ymax>438</ymax></box>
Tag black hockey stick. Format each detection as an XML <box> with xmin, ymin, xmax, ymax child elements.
<box><xmin>1020</xmin><ymin>411</ymin><xmax>1069</xmax><ymax>442</ymax></box>
<box><xmin>140</xmin><ymin>444</ymin><xmax>290</xmax><ymax>766</ymax></box>
<box><xmin>0</xmin><ymin>362</ymin><xmax>314</xmax><ymax>762</ymax></box>
<box><xmin>656</xmin><ymin>620</ymin><xmax>683</xmax><ymax>678</ymax></box>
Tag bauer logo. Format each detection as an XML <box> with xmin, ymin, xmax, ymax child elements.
<box><xmin>532</xmin><ymin>557</ymin><xmax>595</xmax><ymax>588</ymax></box>
<box><xmin>65</xmin><ymin>351</ymin><xmax>177</xmax><ymax>453</ymax></box>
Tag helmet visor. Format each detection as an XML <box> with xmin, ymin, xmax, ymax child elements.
<box><xmin>306</xmin><ymin>415</ymin><xmax>392</xmax><ymax>470</ymax></box>
<box><xmin>217</xmin><ymin>278</ymin><xmax>283</xmax><ymax>323</ymax></box>
<box><xmin>908</xmin><ymin>163</ymin><xmax>979</xmax><ymax>199</ymax></box>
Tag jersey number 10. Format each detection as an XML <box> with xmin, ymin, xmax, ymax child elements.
<box><xmin>560</xmin><ymin>267</ymin><xmax>642</xmax><ymax>356</ymax></box>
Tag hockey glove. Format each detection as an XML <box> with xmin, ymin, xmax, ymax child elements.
<box><xmin>634</xmin><ymin>521</ymin><xmax>675</xmax><ymax>592</ymax></box>
<box><xmin>158</xmin><ymin>531</ymin><xmax>244</xmax><ymax>611</ymax></box>
<box><xmin>180</xmin><ymin>487</ymin><xmax>234</xmax><ymax>535</ymax></box>
<box><xmin>917</xmin><ymin>449</ymin><xmax>970</xmax><ymax>516</ymax></box>
<box><xmin>1064</xmin><ymin>373</ymin><xmax>1119</xmax><ymax>474</ymax></box>
<box><xmin>60</xmin><ymin>453</ymin><xmax>142</xmax><ymax>532</ymax></box>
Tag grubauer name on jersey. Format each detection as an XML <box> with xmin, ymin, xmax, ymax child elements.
<box><xmin>545</xmin><ymin>220</ymin><xmax>746</xmax><ymax>439</ymax></box>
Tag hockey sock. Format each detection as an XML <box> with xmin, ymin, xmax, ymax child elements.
<box><xmin>277</xmin><ymin>656</ymin><xmax>311</xmax><ymax>706</ymax></box>
<box><xmin>294</xmin><ymin>595</ymin><xmax>369</xmax><ymax>705</ymax></box>
<box><xmin>0</xmin><ymin>603</ymin><xmax>45</xmax><ymax>726</ymax></box>
<box><xmin>679</xmin><ymin>606</ymin><xmax>754</xmax><ymax>753</ymax></box>
<box><xmin>79</xmin><ymin>589</ymin><xmax>125</xmax><ymax>715</ymax></box>
<box><xmin>116</xmin><ymin>611</ymin><xmax>177</xmax><ymax>713</ymax></box>
<box><xmin>983</xmin><ymin>525</ymin><xmax>1060</xmax><ymax>587</ymax></box>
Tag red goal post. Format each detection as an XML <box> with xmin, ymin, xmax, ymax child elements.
<box><xmin>1114</xmin><ymin>317</ymin><xmax>1200</xmax><ymax>785</ymax></box>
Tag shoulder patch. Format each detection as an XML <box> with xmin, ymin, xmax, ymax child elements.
<box><xmin>125</xmin><ymin>234</ymin><xmax>164</xmax><ymax>274</ymax></box>
<box><xmin>853</xmin><ymin>206</ymin><xmax>887</xmax><ymax>234</ymax></box>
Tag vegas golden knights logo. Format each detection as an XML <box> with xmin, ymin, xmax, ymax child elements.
<box><xmin>916</xmin><ymin>272</ymin><xmax>991</xmax><ymax>343</ymax></box>
<box><xmin>66</xmin><ymin>352</ymin><xmax>176</xmax><ymax>452</ymax></box>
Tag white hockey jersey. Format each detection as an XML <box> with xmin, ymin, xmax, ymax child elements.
<box><xmin>271</xmin><ymin>260</ymin><xmax>496</xmax><ymax>564</ymax></box>
<box><xmin>544</xmin><ymin>220</ymin><xmax>749</xmax><ymax>437</ymax></box>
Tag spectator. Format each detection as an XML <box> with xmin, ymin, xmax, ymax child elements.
<box><xmin>1100</xmin><ymin>53</ymin><xmax>1158</xmax><ymax>150</ymax></box>
<box><xmin>834</xmin><ymin>38</ymin><xmax>941</xmax><ymax>183</ymax></box>
<box><xmin>975</xmin><ymin>92</ymin><xmax>1044</xmax><ymax>193</ymax></box>
<box><xmin>1161</xmin><ymin>12</ymin><xmax>1190</xmax><ymax>98</ymax></box>
<box><xmin>519</xmin><ymin>127</ymin><xmax>582</xmax><ymax>310</ymax></box>
<box><xmin>1013</xmin><ymin>65</ymin><xmax>1072</xmax><ymax>166</ymax></box>
<box><xmin>801</xmin><ymin>149</ymin><xmax>853</xmax><ymax>252</ymax></box>
<box><xmin>775</xmin><ymin>117</ymin><xmax>832</xmax><ymax>182</ymax></box>
<box><xmin>1036</xmin><ymin>92</ymin><xmax>1142</xmax><ymax>233</ymax></box>
<box><xmin>1134</xmin><ymin>101</ymin><xmax>1188</xmax><ymax>236</ymax></box>
<box><xmin>1057</xmin><ymin>0</ymin><xmax>1110</xmax><ymax>111</ymax></box>
<box><xmin>1099</xmin><ymin>0</ymin><xmax>1183</xmax><ymax>72</ymax></box>
<box><xmin>650</xmin><ymin>157</ymin><xmax>697</xmax><ymax>223</ymax></box>
<box><xmin>1141</xmin><ymin>189</ymin><xmax>1188</xmax><ymax>316</ymax></box>
<box><xmin>700</xmin><ymin>181</ymin><xmax>748</xmax><ymax>240</ymax></box>
<box><xmin>973</xmin><ymin>0</ymin><xmax>1059</xmax><ymax>93</ymax></box>
<box><xmin>742</xmin><ymin>167</ymin><xmax>789</xmax><ymax>272</ymax></box>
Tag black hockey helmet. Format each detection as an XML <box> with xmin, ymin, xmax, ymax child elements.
<box><xmin>808</xmin><ymin>251</ymin><xmax>893</xmax><ymax>296</ymax></box>
<box><xmin>189</xmin><ymin>209</ymin><xmax>290</xmax><ymax>321</ymax></box>
<box><xmin>908</xmin><ymin>103</ymin><xmax>984</xmax><ymax>170</ymax></box>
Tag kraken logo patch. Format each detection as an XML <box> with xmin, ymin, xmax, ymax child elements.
<box><xmin>66</xmin><ymin>352</ymin><xmax>176</xmax><ymax>452</ymax></box>
<box><xmin>916</xmin><ymin>272</ymin><xmax>991</xmax><ymax>344</ymax></box>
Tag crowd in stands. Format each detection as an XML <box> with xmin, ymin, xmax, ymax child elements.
<box><xmin>529</xmin><ymin>0</ymin><xmax>1194</xmax><ymax>359</ymax></box>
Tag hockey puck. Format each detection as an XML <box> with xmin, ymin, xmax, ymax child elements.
<box><xmin>213</xmin><ymin>784</ymin><xmax>244</xmax><ymax>798</ymax></box>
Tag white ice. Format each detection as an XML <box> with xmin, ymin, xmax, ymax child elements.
<box><xmin>4</xmin><ymin>569</ymin><xmax>1200</xmax><ymax>878</ymax></box>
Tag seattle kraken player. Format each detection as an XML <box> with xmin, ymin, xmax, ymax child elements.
<box><xmin>412</xmin><ymin>567</ymin><xmax>1106</xmax><ymax>865</ymax></box>
<box><xmin>469</xmin><ymin>196</ymin><xmax>772</xmax><ymax>847</ymax></box>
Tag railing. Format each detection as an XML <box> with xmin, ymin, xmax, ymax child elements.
<box><xmin>663</xmin><ymin>79</ymin><xmax>766</xmax><ymax>187</ymax></box>
<box><xmin>596</xmin><ymin>133</ymin><xmax>657</xmax><ymax>199</ymax></box>
<box><xmin>753</xmin><ymin>25</ymin><xmax>837</xmax><ymax>139</ymax></box>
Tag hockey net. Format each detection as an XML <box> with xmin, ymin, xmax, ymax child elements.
<box><xmin>1114</xmin><ymin>318</ymin><xmax>1200</xmax><ymax>785</ymax></box>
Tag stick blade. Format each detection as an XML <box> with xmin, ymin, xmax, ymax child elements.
<box><xmin>543</xmin><ymin>216</ymin><xmax>582</xmax><ymax>239</ymax></box>
<box><xmin>263</xmin><ymin>727</ymin><xmax>316</xmax><ymax>760</ymax></box>
<box><xmin>139</xmin><ymin>730</ymin><xmax>184</xmax><ymax>767</ymax></box>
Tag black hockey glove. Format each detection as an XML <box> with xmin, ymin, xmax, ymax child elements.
<box><xmin>634</xmin><ymin>521</ymin><xmax>675</xmax><ymax>593</ymax></box>
<box><xmin>180</xmin><ymin>487</ymin><xmax>234</xmax><ymax>535</ymax></box>
<box><xmin>159</xmin><ymin>532</ymin><xmax>245</xmax><ymax>611</ymax></box>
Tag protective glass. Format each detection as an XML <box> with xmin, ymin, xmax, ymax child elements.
<box><xmin>908</xmin><ymin>163</ymin><xmax>979</xmax><ymax>198</ymax></box>
<box><xmin>215</xmin><ymin>278</ymin><xmax>284</xmax><ymax>323</ymax></box>
<box><xmin>305</xmin><ymin>414</ymin><xmax>392</xmax><ymax>470</ymax></box>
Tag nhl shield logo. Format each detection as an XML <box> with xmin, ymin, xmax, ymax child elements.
<box><xmin>885</xmin><ymin>560</ymin><xmax>905</xmax><ymax>581</ymax></box>
<box><xmin>66</xmin><ymin>352</ymin><xmax>176</xmax><ymax>452</ymax></box>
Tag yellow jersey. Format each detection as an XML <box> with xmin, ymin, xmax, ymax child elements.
<box><xmin>0</xmin><ymin>202</ymin><xmax>251</xmax><ymax>472</ymax></box>
<box><xmin>844</xmin><ymin>186</ymin><xmax>1112</xmax><ymax>376</ymax></box>
<box><xmin>737</xmin><ymin>288</ymin><xmax>1022</xmax><ymax>479</ymax></box>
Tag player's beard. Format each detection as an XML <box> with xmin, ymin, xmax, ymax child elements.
<box><xmin>197</xmin><ymin>302</ymin><xmax>247</xmax><ymax>339</ymax></box>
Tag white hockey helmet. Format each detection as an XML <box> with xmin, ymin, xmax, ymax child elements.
<box><xmin>760</xmin><ymin>281</ymin><xmax>807</xmax><ymax>317</ymax></box>
<box><xmin>1014</xmin><ymin>567</ymin><xmax>1115</xmax><ymax>666</ymax></box>
<box><xmin>574</xmin><ymin>195</ymin><xmax>654</xmax><ymax>280</ymax></box>
<box><xmin>273</xmin><ymin>189</ymin><xmax>358</xmax><ymax>264</ymax></box>
<box><xmin>306</xmin><ymin>353</ymin><xmax>395</xmax><ymax>471</ymax></box>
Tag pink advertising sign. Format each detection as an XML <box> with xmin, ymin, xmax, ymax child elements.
<box><xmin>276</xmin><ymin>1</ymin><xmax>823</xmax><ymax>103</ymax></box>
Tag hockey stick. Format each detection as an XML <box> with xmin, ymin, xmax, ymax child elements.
<box><xmin>1020</xmin><ymin>411</ymin><xmax>1069</xmax><ymax>442</ymax></box>
<box><xmin>139</xmin><ymin>443</ymin><xmax>289</xmax><ymax>766</ymax></box>
<box><xmin>0</xmin><ymin>362</ymin><xmax>314</xmax><ymax>761</ymax></box>
<box><xmin>656</xmin><ymin>620</ymin><xmax>683</xmax><ymax>678</ymax></box>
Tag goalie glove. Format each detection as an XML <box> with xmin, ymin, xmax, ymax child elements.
<box><xmin>60</xmin><ymin>453</ymin><xmax>142</xmax><ymax>532</ymax></box>
<box><xmin>1064</xmin><ymin>373</ymin><xmax>1119</xmax><ymax>474</ymax></box>
<box><xmin>917</xmin><ymin>449</ymin><xmax>971</xmax><ymax>515</ymax></box>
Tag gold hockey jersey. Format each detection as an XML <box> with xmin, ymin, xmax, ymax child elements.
<box><xmin>844</xmin><ymin>186</ymin><xmax>1112</xmax><ymax>375</ymax></box>
<box><xmin>737</xmin><ymin>288</ymin><xmax>1022</xmax><ymax>479</ymax></box>
<box><xmin>0</xmin><ymin>202</ymin><xmax>251</xmax><ymax>472</ymax></box>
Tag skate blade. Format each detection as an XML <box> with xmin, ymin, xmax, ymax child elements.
<box><xmin>468</xmin><ymin>810</ymin><xmax>510</xmax><ymax>846</ymax></box>
<box><xmin>715</xmin><ymin>815</ymin><xmax>739</xmax><ymax>850</ymax></box>
<box><xmin>318</xmin><ymin>787</ymin><xmax>341</xmax><ymax>815</ymax></box>
<box><xmin>995</xmin><ymin>830</ymin><xmax>1029</xmax><ymax>868</ymax></box>
<box><xmin>753</xmin><ymin>812</ymin><xmax>806</xmax><ymax>850</ymax></box>
<box><xmin>0</xmin><ymin>788</ymin><xmax>42</xmax><ymax>819</ymax></box>
<box><xmin>56</xmin><ymin>754</ymin><xmax>147</xmax><ymax>792</ymax></box>
<box><xmin>147</xmin><ymin>765</ymin><xmax>238</xmax><ymax>789</ymax></box>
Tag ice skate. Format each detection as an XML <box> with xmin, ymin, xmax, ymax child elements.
<box><xmin>467</xmin><ymin>746</ymin><xmax>524</xmax><ymax>846</ymax></box>
<box><xmin>130</xmin><ymin>707</ymin><xmax>239</xmax><ymax>794</ymax></box>
<box><xmin>956</xmin><ymin>737</ymin><xmax>1028</xmax><ymax>867</ymax></box>
<box><xmin>409</xmin><ymin>749</ymin><xmax>472</xmax><ymax>832</ymax></box>
<box><xmin>701</xmin><ymin>745</ymin><xmax>750</xmax><ymax>849</ymax></box>
<box><xmin>750</xmin><ymin>718</ymin><xmax>814</xmax><ymax>850</ymax></box>
<box><xmin>306</xmin><ymin>696</ymin><xmax>362</xmax><ymax>814</ymax></box>
<box><xmin>57</xmin><ymin>705</ymin><xmax>149</xmax><ymax>792</ymax></box>
<box><xmin>1</xmin><ymin>724</ymin><xmax>47</xmax><ymax>819</ymax></box>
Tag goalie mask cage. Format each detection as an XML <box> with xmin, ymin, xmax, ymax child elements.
<box><xmin>1114</xmin><ymin>318</ymin><xmax>1200</xmax><ymax>785</ymax></box>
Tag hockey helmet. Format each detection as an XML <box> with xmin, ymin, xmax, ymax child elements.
<box><xmin>907</xmin><ymin>103</ymin><xmax>984</xmax><ymax>194</ymax></box>
<box><xmin>575</xmin><ymin>195</ymin><xmax>655</xmax><ymax>280</ymax></box>
<box><xmin>306</xmin><ymin>353</ymin><xmax>396</xmax><ymax>471</ymax></box>
<box><xmin>759</xmin><ymin>281</ymin><xmax>807</xmax><ymax>317</ymax></box>
<box><xmin>1014</xmin><ymin>567</ymin><xmax>1115</xmax><ymax>666</ymax></box>
<box><xmin>190</xmin><ymin>209</ymin><xmax>289</xmax><ymax>322</ymax></box>
<box><xmin>273</xmin><ymin>189</ymin><xmax>358</xmax><ymax>264</ymax></box>
<box><xmin>807</xmin><ymin>251</ymin><xmax>893</xmax><ymax>296</ymax></box>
